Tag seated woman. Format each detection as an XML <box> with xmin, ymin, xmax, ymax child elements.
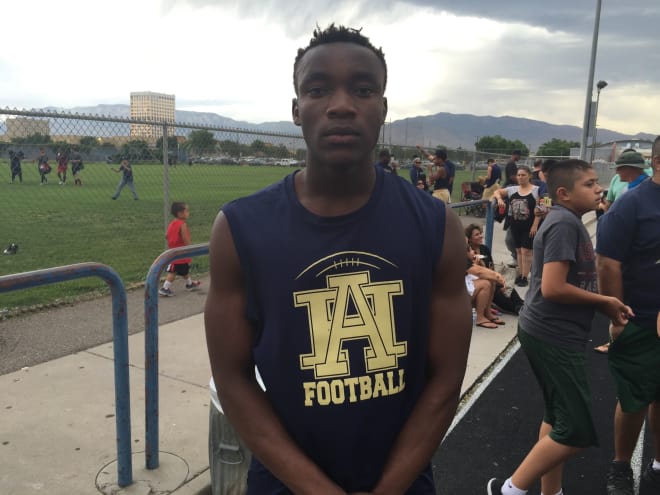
<box><xmin>466</xmin><ymin>244</ymin><xmax>506</xmax><ymax>328</ymax></box>
<box><xmin>465</xmin><ymin>223</ymin><xmax>525</xmax><ymax>314</ymax></box>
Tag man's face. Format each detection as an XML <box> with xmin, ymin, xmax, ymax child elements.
<box><xmin>615</xmin><ymin>165</ymin><xmax>641</xmax><ymax>182</ymax></box>
<box><xmin>413</xmin><ymin>159</ymin><xmax>422</xmax><ymax>169</ymax></box>
<box><xmin>292</xmin><ymin>42</ymin><xmax>387</xmax><ymax>167</ymax></box>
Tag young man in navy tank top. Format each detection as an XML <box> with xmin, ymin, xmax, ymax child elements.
<box><xmin>205</xmin><ymin>24</ymin><xmax>472</xmax><ymax>495</ymax></box>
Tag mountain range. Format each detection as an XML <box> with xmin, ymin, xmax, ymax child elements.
<box><xmin>2</xmin><ymin>104</ymin><xmax>655</xmax><ymax>151</ymax></box>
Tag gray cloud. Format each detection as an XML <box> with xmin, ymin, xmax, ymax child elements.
<box><xmin>162</xmin><ymin>0</ymin><xmax>659</xmax><ymax>132</ymax></box>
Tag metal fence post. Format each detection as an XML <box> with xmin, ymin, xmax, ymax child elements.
<box><xmin>144</xmin><ymin>243</ymin><xmax>209</xmax><ymax>470</ymax></box>
<box><xmin>163</xmin><ymin>123</ymin><xmax>170</xmax><ymax>249</ymax></box>
<box><xmin>0</xmin><ymin>263</ymin><xmax>133</xmax><ymax>488</ymax></box>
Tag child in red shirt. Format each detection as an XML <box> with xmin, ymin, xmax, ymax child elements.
<box><xmin>159</xmin><ymin>202</ymin><xmax>201</xmax><ymax>296</ymax></box>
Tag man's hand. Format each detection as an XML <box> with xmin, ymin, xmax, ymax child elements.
<box><xmin>600</xmin><ymin>296</ymin><xmax>634</xmax><ymax>327</ymax></box>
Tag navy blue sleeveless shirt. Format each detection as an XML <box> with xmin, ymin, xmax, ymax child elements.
<box><xmin>222</xmin><ymin>165</ymin><xmax>446</xmax><ymax>493</ymax></box>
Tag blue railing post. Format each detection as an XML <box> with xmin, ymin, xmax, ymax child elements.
<box><xmin>0</xmin><ymin>263</ymin><xmax>133</xmax><ymax>487</ymax></box>
<box><xmin>143</xmin><ymin>243</ymin><xmax>209</xmax><ymax>470</ymax></box>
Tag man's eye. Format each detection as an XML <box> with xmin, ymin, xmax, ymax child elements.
<box><xmin>306</xmin><ymin>87</ymin><xmax>327</xmax><ymax>97</ymax></box>
<box><xmin>355</xmin><ymin>87</ymin><xmax>375</xmax><ymax>97</ymax></box>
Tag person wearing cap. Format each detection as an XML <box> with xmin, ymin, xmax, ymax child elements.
<box><xmin>600</xmin><ymin>149</ymin><xmax>652</xmax><ymax>212</ymax></box>
<box><xmin>409</xmin><ymin>155</ymin><xmax>427</xmax><ymax>191</ymax></box>
<box><xmin>111</xmin><ymin>157</ymin><xmax>139</xmax><ymax>200</ymax></box>
<box><xmin>596</xmin><ymin>136</ymin><xmax>660</xmax><ymax>494</ymax></box>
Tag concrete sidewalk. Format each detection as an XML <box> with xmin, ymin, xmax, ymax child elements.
<box><xmin>0</xmin><ymin>211</ymin><xmax>598</xmax><ymax>495</ymax></box>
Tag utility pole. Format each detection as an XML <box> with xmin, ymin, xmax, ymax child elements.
<box><xmin>579</xmin><ymin>0</ymin><xmax>603</xmax><ymax>160</ymax></box>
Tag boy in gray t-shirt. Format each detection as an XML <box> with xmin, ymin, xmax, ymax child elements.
<box><xmin>488</xmin><ymin>159</ymin><xmax>633</xmax><ymax>495</ymax></box>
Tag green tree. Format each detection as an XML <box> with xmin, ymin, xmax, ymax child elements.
<box><xmin>250</xmin><ymin>139</ymin><xmax>267</xmax><ymax>155</ymax></box>
<box><xmin>120</xmin><ymin>140</ymin><xmax>151</xmax><ymax>161</ymax></box>
<box><xmin>476</xmin><ymin>135</ymin><xmax>529</xmax><ymax>156</ymax></box>
<box><xmin>537</xmin><ymin>138</ymin><xmax>579</xmax><ymax>158</ymax></box>
<box><xmin>187</xmin><ymin>129</ymin><xmax>216</xmax><ymax>155</ymax></box>
<box><xmin>218</xmin><ymin>139</ymin><xmax>242</xmax><ymax>157</ymax></box>
<box><xmin>11</xmin><ymin>133</ymin><xmax>52</xmax><ymax>145</ymax></box>
<box><xmin>155</xmin><ymin>136</ymin><xmax>180</xmax><ymax>164</ymax></box>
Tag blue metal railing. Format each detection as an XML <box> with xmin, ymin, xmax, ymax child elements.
<box><xmin>143</xmin><ymin>243</ymin><xmax>209</xmax><ymax>469</ymax></box>
<box><xmin>449</xmin><ymin>198</ymin><xmax>495</xmax><ymax>251</ymax></box>
<box><xmin>0</xmin><ymin>263</ymin><xmax>133</xmax><ymax>487</ymax></box>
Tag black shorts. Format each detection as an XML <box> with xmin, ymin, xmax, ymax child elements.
<box><xmin>509</xmin><ymin>222</ymin><xmax>534</xmax><ymax>249</ymax></box>
<box><xmin>518</xmin><ymin>326</ymin><xmax>598</xmax><ymax>448</ymax></box>
<box><xmin>608</xmin><ymin>321</ymin><xmax>660</xmax><ymax>413</ymax></box>
<box><xmin>166</xmin><ymin>263</ymin><xmax>190</xmax><ymax>277</ymax></box>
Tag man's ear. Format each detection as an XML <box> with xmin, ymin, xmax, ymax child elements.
<box><xmin>292</xmin><ymin>98</ymin><xmax>301</xmax><ymax>126</ymax></box>
<box><xmin>382</xmin><ymin>97</ymin><xmax>388</xmax><ymax>125</ymax></box>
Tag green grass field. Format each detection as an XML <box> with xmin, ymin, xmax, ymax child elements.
<box><xmin>1</xmin><ymin>160</ymin><xmax>475</xmax><ymax>311</ymax></box>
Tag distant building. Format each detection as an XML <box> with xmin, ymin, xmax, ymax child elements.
<box><xmin>6</xmin><ymin>117</ymin><xmax>50</xmax><ymax>139</ymax></box>
<box><xmin>570</xmin><ymin>139</ymin><xmax>654</xmax><ymax>162</ymax></box>
<box><xmin>130</xmin><ymin>91</ymin><xmax>175</xmax><ymax>141</ymax></box>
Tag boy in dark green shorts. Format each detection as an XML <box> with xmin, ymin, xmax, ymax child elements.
<box><xmin>487</xmin><ymin>159</ymin><xmax>633</xmax><ymax>495</ymax></box>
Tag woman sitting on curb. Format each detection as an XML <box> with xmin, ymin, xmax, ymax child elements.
<box><xmin>466</xmin><ymin>223</ymin><xmax>525</xmax><ymax>315</ymax></box>
<box><xmin>466</xmin><ymin>244</ymin><xmax>507</xmax><ymax>328</ymax></box>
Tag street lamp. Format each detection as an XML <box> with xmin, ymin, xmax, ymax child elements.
<box><xmin>590</xmin><ymin>80</ymin><xmax>608</xmax><ymax>164</ymax></box>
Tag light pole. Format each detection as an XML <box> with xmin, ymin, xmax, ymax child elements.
<box><xmin>579</xmin><ymin>0</ymin><xmax>603</xmax><ymax>160</ymax></box>
<box><xmin>589</xmin><ymin>80</ymin><xmax>608</xmax><ymax>164</ymax></box>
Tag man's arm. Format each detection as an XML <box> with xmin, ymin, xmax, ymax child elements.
<box><xmin>204</xmin><ymin>212</ymin><xmax>345</xmax><ymax>495</ymax></box>
<box><xmin>371</xmin><ymin>208</ymin><xmax>472</xmax><ymax>495</ymax></box>
<box><xmin>596</xmin><ymin>254</ymin><xmax>623</xmax><ymax>301</ymax></box>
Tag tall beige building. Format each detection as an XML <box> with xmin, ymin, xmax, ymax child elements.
<box><xmin>130</xmin><ymin>91</ymin><xmax>175</xmax><ymax>141</ymax></box>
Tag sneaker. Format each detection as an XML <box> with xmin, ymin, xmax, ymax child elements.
<box><xmin>515</xmin><ymin>276</ymin><xmax>528</xmax><ymax>287</ymax></box>
<box><xmin>642</xmin><ymin>462</ymin><xmax>660</xmax><ymax>489</ymax></box>
<box><xmin>3</xmin><ymin>243</ymin><xmax>18</xmax><ymax>255</ymax></box>
<box><xmin>158</xmin><ymin>287</ymin><xmax>174</xmax><ymax>297</ymax></box>
<box><xmin>514</xmin><ymin>274</ymin><xmax>522</xmax><ymax>285</ymax></box>
<box><xmin>185</xmin><ymin>280</ymin><xmax>201</xmax><ymax>291</ymax></box>
<box><xmin>606</xmin><ymin>461</ymin><xmax>633</xmax><ymax>495</ymax></box>
<box><xmin>486</xmin><ymin>478</ymin><xmax>504</xmax><ymax>495</ymax></box>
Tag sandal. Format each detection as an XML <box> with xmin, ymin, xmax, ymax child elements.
<box><xmin>476</xmin><ymin>321</ymin><xmax>498</xmax><ymax>329</ymax></box>
<box><xmin>489</xmin><ymin>318</ymin><xmax>506</xmax><ymax>325</ymax></box>
<box><xmin>593</xmin><ymin>342</ymin><xmax>610</xmax><ymax>354</ymax></box>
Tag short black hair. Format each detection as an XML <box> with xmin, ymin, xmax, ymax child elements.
<box><xmin>171</xmin><ymin>201</ymin><xmax>188</xmax><ymax>217</ymax></box>
<box><xmin>545</xmin><ymin>159</ymin><xmax>593</xmax><ymax>202</ymax></box>
<box><xmin>293</xmin><ymin>23</ymin><xmax>387</xmax><ymax>95</ymax></box>
<box><xmin>435</xmin><ymin>148</ymin><xmax>448</xmax><ymax>160</ymax></box>
<box><xmin>541</xmin><ymin>159</ymin><xmax>558</xmax><ymax>174</ymax></box>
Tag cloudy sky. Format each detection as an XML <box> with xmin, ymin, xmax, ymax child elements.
<box><xmin>1</xmin><ymin>0</ymin><xmax>658</xmax><ymax>136</ymax></box>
